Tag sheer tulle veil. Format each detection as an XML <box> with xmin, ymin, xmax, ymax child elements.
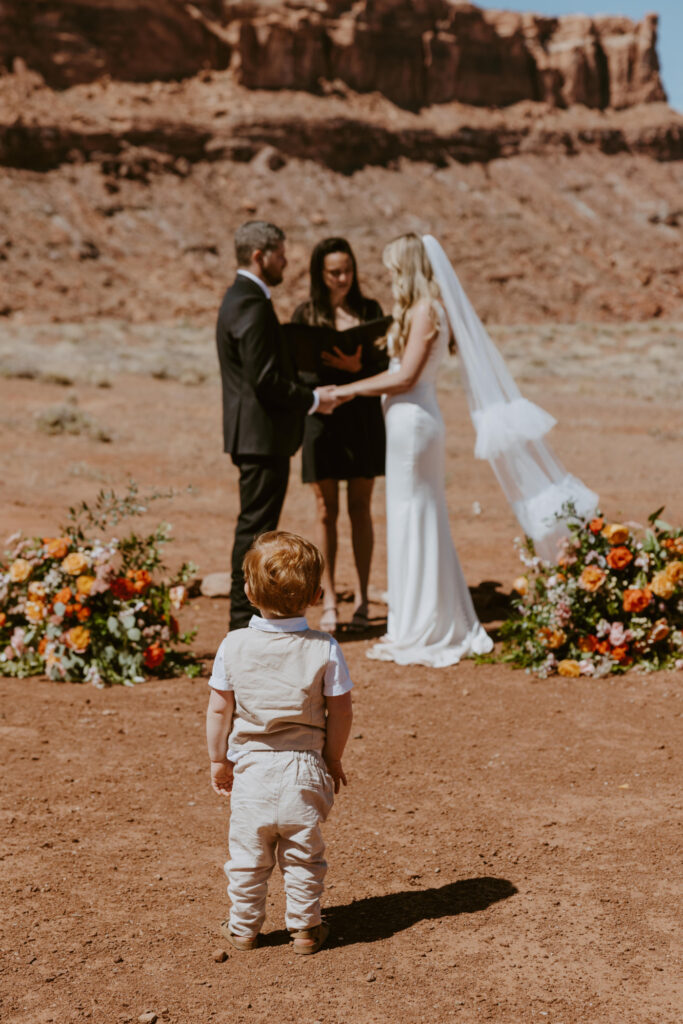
<box><xmin>422</xmin><ymin>234</ymin><xmax>598</xmax><ymax>561</ymax></box>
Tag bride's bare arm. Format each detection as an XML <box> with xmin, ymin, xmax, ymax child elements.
<box><xmin>331</xmin><ymin>301</ymin><xmax>436</xmax><ymax>399</ymax></box>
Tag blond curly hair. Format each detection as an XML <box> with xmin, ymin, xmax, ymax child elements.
<box><xmin>382</xmin><ymin>233</ymin><xmax>442</xmax><ymax>358</ymax></box>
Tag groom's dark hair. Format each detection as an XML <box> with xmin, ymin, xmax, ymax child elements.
<box><xmin>235</xmin><ymin>221</ymin><xmax>285</xmax><ymax>266</ymax></box>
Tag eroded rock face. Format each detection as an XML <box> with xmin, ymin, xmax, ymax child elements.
<box><xmin>232</xmin><ymin>1</ymin><xmax>666</xmax><ymax>110</ymax></box>
<box><xmin>0</xmin><ymin>0</ymin><xmax>231</xmax><ymax>88</ymax></box>
<box><xmin>0</xmin><ymin>1</ymin><xmax>666</xmax><ymax>110</ymax></box>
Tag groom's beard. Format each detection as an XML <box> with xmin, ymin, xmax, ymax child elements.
<box><xmin>263</xmin><ymin>267</ymin><xmax>284</xmax><ymax>287</ymax></box>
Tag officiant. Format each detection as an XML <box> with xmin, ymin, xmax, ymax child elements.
<box><xmin>292</xmin><ymin>237</ymin><xmax>389</xmax><ymax>633</ymax></box>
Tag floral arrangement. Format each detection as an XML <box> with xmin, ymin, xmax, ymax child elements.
<box><xmin>0</xmin><ymin>486</ymin><xmax>200</xmax><ymax>686</ymax></box>
<box><xmin>500</xmin><ymin>507</ymin><xmax>683</xmax><ymax>677</ymax></box>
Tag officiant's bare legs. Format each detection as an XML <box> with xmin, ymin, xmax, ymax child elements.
<box><xmin>347</xmin><ymin>477</ymin><xmax>374</xmax><ymax>626</ymax></box>
<box><xmin>311</xmin><ymin>477</ymin><xmax>374</xmax><ymax>632</ymax></box>
<box><xmin>311</xmin><ymin>480</ymin><xmax>339</xmax><ymax>631</ymax></box>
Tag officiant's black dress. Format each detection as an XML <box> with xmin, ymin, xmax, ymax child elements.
<box><xmin>292</xmin><ymin>298</ymin><xmax>388</xmax><ymax>482</ymax></box>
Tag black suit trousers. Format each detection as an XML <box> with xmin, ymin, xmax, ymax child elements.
<box><xmin>229</xmin><ymin>454</ymin><xmax>290</xmax><ymax>629</ymax></box>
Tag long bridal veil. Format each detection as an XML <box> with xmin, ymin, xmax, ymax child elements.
<box><xmin>422</xmin><ymin>234</ymin><xmax>598</xmax><ymax>562</ymax></box>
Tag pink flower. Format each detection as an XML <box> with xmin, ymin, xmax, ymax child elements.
<box><xmin>579</xmin><ymin>660</ymin><xmax>595</xmax><ymax>676</ymax></box>
<box><xmin>88</xmin><ymin>577</ymin><xmax>111</xmax><ymax>596</ymax></box>
<box><xmin>609</xmin><ymin>622</ymin><xmax>627</xmax><ymax>647</ymax></box>
<box><xmin>555</xmin><ymin>600</ymin><xmax>572</xmax><ymax>626</ymax></box>
<box><xmin>10</xmin><ymin>627</ymin><xmax>25</xmax><ymax>655</ymax></box>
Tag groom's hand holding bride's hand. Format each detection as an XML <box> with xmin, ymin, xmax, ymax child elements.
<box><xmin>315</xmin><ymin>384</ymin><xmax>354</xmax><ymax>414</ymax></box>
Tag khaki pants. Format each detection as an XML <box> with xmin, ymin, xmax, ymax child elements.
<box><xmin>226</xmin><ymin>750</ymin><xmax>335</xmax><ymax>937</ymax></box>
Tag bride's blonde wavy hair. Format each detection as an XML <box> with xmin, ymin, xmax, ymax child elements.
<box><xmin>382</xmin><ymin>233</ymin><xmax>442</xmax><ymax>358</ymax></box>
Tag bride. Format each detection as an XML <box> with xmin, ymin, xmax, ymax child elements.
<box><xmin>332</xmin><ymin>233</ymin><xmax>597</xmax><ymax>668</ymax></box>
<box><xmin>331</xmin><ymin>233</ymin><xmax>493</xmax><ymax>667</ymax></box>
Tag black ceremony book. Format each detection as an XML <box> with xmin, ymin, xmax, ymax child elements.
<box><xmin>283</xmin><ymin>316</ymin><xmax>393</xmax><ymax>374</ymax></box>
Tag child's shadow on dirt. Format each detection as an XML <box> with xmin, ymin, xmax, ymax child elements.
<box><xmin>262</xmin><ymin>875</ymin><xmax>517</xmax><ymax>948</ymax></box>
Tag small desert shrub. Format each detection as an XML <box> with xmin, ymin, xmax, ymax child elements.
<box><xmin>35</xmin><ymin>400</ymin><xmax>111</xmax><ymax>443</ymax></box>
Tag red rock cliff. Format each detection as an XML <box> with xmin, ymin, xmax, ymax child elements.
<box><xmin>1</xmin><ymin>0</ymin><xmax>666</xmax><ymax>110</ymax></box>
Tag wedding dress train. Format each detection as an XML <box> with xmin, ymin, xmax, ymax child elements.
<box><xmin>368</xmin><ymin>307</ymin><xmax>493</xmax><ymax>667</ymax></box>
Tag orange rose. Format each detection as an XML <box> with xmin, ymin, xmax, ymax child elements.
<box><xmin>76</xmin><ymin>575</ymin><xmax>96</xmax><ymax>597</ymax></box>
<box><xmin>611</xmin><ymin>645</ymin><xmax>630</xmax><ymax>663</ymax></box>
<box><xmin>662</xmin><ymin>537</ymin><xmax>683</xmax><ymax>555</ymax></box>
<box><xmin>126</xmin><ymin>568</ymin><xmax>152</xmax><ymax>594</ymax></box>
<box><xmin>143</xmin><ymin>642</ymin><xmax>165</xmax><ymax>669</ymax></box>
<box><xmin>38</xmin><ymin>636</ymin><xmax>48</xmax><ymax>655</ymax></box>
<box><xmin>65</xmin><ymin>626</ymin><xmax>90</xmax><ymax>653</ymax></box>
<box><xmin>595</xmin><ymin>640</ymin><xmax>610</xmax><ymax>655</ymax></box>
<box><xmin>512</xmin><ymin>576</ymin><xmax>528</xmax><ymax>596</ymax></box>
<box><xmin>0</xmin><ymin>611</ymin><xmax>6</xmax><ymax>627</ymax></box>
<box><xmin>648</xmin><ymin>619</ymin><xmax>669</xmax><ymax>644</ymax></box>
<box><xmin>665</xmin><ymin>560</ymin><xmax>683</xmax><ymax>585</ymax></box>
<box><xmin>111</xmin><ymin>577</ymin><xmax>136</xmax><ymax>600</ymax></box>
<box><xmin>53</xmin><ymin>586</ymin><xmax>73</xmax><ymax>606</ymax></box>
<box><xmin>602</xmin><ymin>524</ymin><xmax>630</xmax><ymax>546</ymax></box>
<box><xmin>538</xmin><ymin>627</ymin><xmax>567</xmax><ymax>650</ymax></box>
<box><xmin>578</xmin><ymin>635</ymin><xmax>599</xmax><ymax>653</ymax></box>
<box><xmin>9</xmin><ymin>559</ymin><xmax>32</xmax><ymax>583</ymax></box>
<box><xmin>622</xmin><ymin>588</ymin><xmax>652</xmax><ymax>614</ymax></box>
<box><xmin>61</xmin><ymin>552</ymin><xmax>89</xmax><ymax>576</ymax></box>
<box><xmin>76</xmin><ymin>605</ymin><xmax>91</xmax><ymax>622</ymax></box>
<box><xmin>650</xmin><ymin>571</ymin><xmax>674</xmax><ymax>599</ymax></box>
<box><xmin>606</xmin><ymin>547</ymin><xmax>633</xmax><ymax>570</ymax></box>
<box><xmin>43</xmin><ymin>537</ymin><xmax>70</xmax><ymax>560</ymax></box>
<box><xmin>558</xmin><ymin>659</ymin><xmax>581</xmax><ymax>677</ymax></box>
<box><xmin>26</xmin><ymin>600</ymin><xmax>47</xmax><ymax>623</ymax></box>
<box><xmin>579</xmin><ymin>566</ymin><xmax>606</xmax><ymax>592</ymax></box>
<box><xmin>589</xmin><ymin>517</ymin><xmax>604</xmax><ymax>534</ymax></box>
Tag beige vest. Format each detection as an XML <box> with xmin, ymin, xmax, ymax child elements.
<box><xmin>223</xmin><ymin>627</ymin><xmax>330</xmax><ymax>754</ymax></box>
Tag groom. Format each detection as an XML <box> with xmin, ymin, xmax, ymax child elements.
<box><xmin>217</xmin><ymin>220</ymin><xmax>338</xmax><ymax>630</ymax></box>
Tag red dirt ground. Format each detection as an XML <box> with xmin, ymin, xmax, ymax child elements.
<box><xmin>1</xmin><ymin>360</ymin><xmax>682</xmax><ymax>1023</ymax></box>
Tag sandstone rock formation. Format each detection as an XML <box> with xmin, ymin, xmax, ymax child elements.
<box><xmin>0</xmin><ymin>1</ymin><xmax>667</xmax><ymax>110</ymax></box>
<box><xmin>0</xmin><ymin>2</ymin><xmax>680</xmax><ymax>328</ymax></box>
<box><xmin>0</xmin><ymin>0</ymin><xmax>231</xmax><ymax>88</ymax></box>
<box><xmin>234</xmin><ymin>1</ymin><xmax>666</xmax><ymax>111</ymax></box>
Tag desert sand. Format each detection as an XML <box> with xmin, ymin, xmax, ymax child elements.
<box><xmin>1</xmin><ymin>323</ymin><xmax>682</xmax><ymax>1023</ymax></box>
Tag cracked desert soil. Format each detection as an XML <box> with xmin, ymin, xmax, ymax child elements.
<box><xmin>0</xmin><ymin>322</ymin><xmax>681</xmax><ymax>1024</ymax></box>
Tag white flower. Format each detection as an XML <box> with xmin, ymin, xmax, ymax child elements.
<box><xmin>85</xmin><ymin>664</ymin><xmax>105</xmax><ymax>689</ymax></box>
<box><xmin>579</xmin><ymin>660</ymin><xmax>594</xmax><ymax>676</ymax></box>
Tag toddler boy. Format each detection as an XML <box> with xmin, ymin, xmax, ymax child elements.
<box><xmin>206</xmin><ymin>530</ymin><xmax>353</xmax><ymax>955</ymax></box>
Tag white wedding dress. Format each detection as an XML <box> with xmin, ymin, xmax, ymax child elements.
<box><xmin>368</xmin><ymin>305</ymin><xmax>494</xmax><ymax>668</ymax></box>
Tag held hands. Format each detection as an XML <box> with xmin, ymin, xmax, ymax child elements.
<box><xmin>315</xmin><ymin>384</ymin><xmax>355</xmax><ymax>415</ymax></box>
<box><xmin>321</xmin><ymin>344</ymin><xmax>363</xmax><ymax>374</ymax></box>
<box><xmin>323</xmin><ymin>755</ymin><xmax>348</xmax><ymax>794</ymax></box>
<box><xmin>210</xmin><ymin>759</ymin><xmax>234</xmax><ymax>797</ymax></box>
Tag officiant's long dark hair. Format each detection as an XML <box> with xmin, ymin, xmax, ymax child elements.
<box><xmin>306</xmin><ymin>237</ymin><xmax>371</xmax><ymax>326</ymax></box>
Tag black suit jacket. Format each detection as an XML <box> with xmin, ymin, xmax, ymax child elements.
<box><xmin>216</xmin><ymin>274</ymin><xmax>314</xmax><ymax>458</ymax></box>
